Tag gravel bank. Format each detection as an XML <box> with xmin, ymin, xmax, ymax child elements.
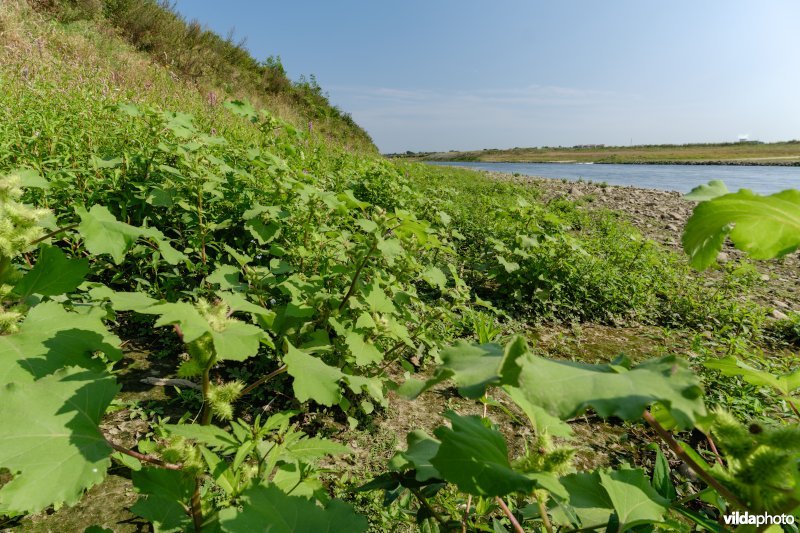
<box><xmin>484</xmin><ymin>171</ymin><xmax>800</xmax><ymax>315</ymax></box>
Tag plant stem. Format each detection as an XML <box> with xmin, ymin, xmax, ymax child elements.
<box><xmin>706</xmin><ymin>434</ymin><xmax>724</xmax><ymax>466</ymax></box>
<box><xmin>239</xmin><ymin>364</ymin><xmax>287</xmax><ymax>397</ymax></box>
<box><xmin>495</xmin><ymin>497</ymin><xmax>524</xmax><ymax>533</ymax></box>
<box><xmin>338</xmin><ymin>237</ymin><xmax>378</xmax><ymax>312</ymax></box>
<box><xmin>29</xmin><ymin>223</ymin><xmax>79</xmax><ymax>246</ymax></box>
<box><xmin>107</xmin><ymin>440</ymin><xmax>182</xmax><ymax>470</ymax></box>
<box><xmin>410</xmin><ymin>487</ymin><xmax>448</xmax><ymax>528</ymax></box>
<box><xmin>537</xmin><ymin>497</ymin><xmax>554</xmax><ymax>533</ymax></box>
<box><xmin>787</xmin><ymin>398</ymin><xmax>800</xmax><ymax>419</ymax></box>
<box><xmin>642</xmin><ymin>411</ymin><xmax>747</xmax><ymax>511</ymax></box>
<box><xmin>200</xmin><ymin>365</ymin><xmax>212</xmax><ymax>426</ymax></box>
<box><xmin>190</xmin><ymin>478</ymin><xmax>203</xmax><ymax>532</ymax></box>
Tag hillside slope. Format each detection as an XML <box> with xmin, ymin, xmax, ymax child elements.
<box><xmin>21</xmin><ymin>0</ymin><xmax>376</xmax><ymax>153</ymax></box>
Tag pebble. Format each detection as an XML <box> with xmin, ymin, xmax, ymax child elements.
<box><xmin>716</xmin><ymin>252</ymin><xmax>729</xmax><ymax>263</ymax></box>
<box><xmin>772</xmin><ymin>309</ymin><xmax>789</xmax><ymax>320</ymax></box>
<box><xmin>666</xmin><ymin>224</ymin><xmax>678</xmax><ymax>231</ymax></box>
<box><xmin>773</xmin><ymin>300</ymin><xmax>789</xmax><ymax>308</ymax></box>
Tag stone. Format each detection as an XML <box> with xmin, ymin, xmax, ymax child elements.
<box><xmin>773</xmin><ymin>300</ymin><xmax>789</xmax><ymax>308</ymax></box>
<box><xmin>666</xmin><ymin>223</ymin><xmax>678</xmax><ymax>231</ymax></box>
<box><xmin>716</xmin><ymin>252</ymin><xmax>729</xmax><ymax>263</ymax></box>
<box><xmin>772</xmin><ymin>309</ymin><xmax>789</xmax><ymax>320</ymax></box>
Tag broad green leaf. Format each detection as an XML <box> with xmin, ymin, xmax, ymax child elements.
<box><xmin>139</xmin><ymin>227</ymin><xmax>186</xmax><ymax>265</ymax></box>
<box><xmin>599</xmin><ymin>468</ymin><xmax>669</xmax><ymax>529</ymax></box>
<box><xmin>684</xmin><ymin>180</ymin><xmax>730</xmax><ymax>201</ymax></box>
<box><xmin>421</xmin><ymin>266</ymin><xmax>447</xmax><ymax>289</ymax></box>
<box><xmin>12</xmin><ymin>245</ymin><xmax>89</xmax><ymax>298</ymax></box>
<box><xmin>0</xmin><ymin>367</ymin><xmax>118</xmax><ymax>514</ymax></box>
<box><xmin>504</xmin><ymin>385</ymin><xmax>572</xmax><ymax>438</ymax></box>
<box><xmin>90</xmin><ymin>155</ymin><xmax>122</xmax><ymax>169</ymax></box>
<box><xmin>145</xmin><ymin>302</ymin><xmax>209</xmax><ymax>343</ymax></box>
<box><xmin>400</xmin><ymin>337</ymin><xmax>526</xmax><ymax>400</ymax></box>
<box><xmin>392</xmin><ymin>430</ymin><xmax>441</xmax><ymax>482</ymax></box>
<box><xmin>218</xmin><ymin>482</ymin><xmax>368</xmax><ymax>533</ymax></box>
<box><xmin>345</xmin><ymin>331</ymin><xmax>382</xmax><ymax>366</ymax></box>
<box><xmin>0</xmin><ymin>301</ymin><xmax>122</xmax><ymax>383</ymax></box>
<box><xmin>652</xmin><ymin>449</ymin><xmax>676</xmax><ymax>501</ymax></box>
<box><xmin>88</xmin><ymin>287</ymin><xmax>159</xmax><ymax>312</ymax></box>
<box><xmin>362</xmin><ymin>282</ymin><xmax>396</xmax><ymax>314</ymax></box>
<box><xmin>210</xmin><ymin>320</ymin><xmax>265</xmax><ymax>361</ymax></box>
<box><xmin>683</xmin><ymin>189</ymin><xmax>800</xmax><ymax>270</ymax></box>
<box><xmin>284</xmin><ymin>342</ymin><xmax>343</xmax><ymax>406</ymax></box>
<box><xmin>431</xmin><ymin>412</ymin><xmax>533</xmax><ymax>496</ymax></box>
<box><xmin>281</xmin><ymin>437</ymin><xmax>352</xmax><ymax>461</ymax></box>
<box><xmin>206</xmin><ymin>265</ymin><xmax>246</xmax><ymax>292</ymax></box>
<box><xmin>76</xmin><ymin>205</ymin><xmax>141</xmax><ymax>264</ymax></box>
<box><xmin>9</xmin><ymin>168</ymin><xmax>49</xmax><ymax>189</ymax></box>
<box><xmin>131</xmin><ymin>468</ymin><xmax>194</xmax><ymax>532</ymax></box>
<box><xmin>515</xmin><ymin>354</ymin><xmax>705</xmax><ymax>429</ymax></box>
<box><xmin>163</xmin><ymin>424</ymin><xmax>238</xmax><ymax>453</ymax></box>
<box><xmin>552</xmin><ymin>471</ymin><xmax>614</xmax><ymax>527</ymax></box>
<box><xmin>704</xmin><ymin>356</ymin><xmax>800</xmax><ymax>396</ymax></box>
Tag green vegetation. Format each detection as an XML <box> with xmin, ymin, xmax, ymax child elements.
<box><xmin>406</xmin><ymin>141</ymin><xmax>800</xmax><ymax>165</ymax></box>
<box><xmin>1</xmin><ymin>2</ymin><xmax>798</xmax><ymax>531</ymax></box>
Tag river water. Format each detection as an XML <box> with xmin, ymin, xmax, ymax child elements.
<box><xmin>425</xmin><ymin>161</ymin><xmax>800</xmax><ymax>195</ymax></box>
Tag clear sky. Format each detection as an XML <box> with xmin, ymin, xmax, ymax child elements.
<box><xmin>173</xmin><ymin>1</ymin><xmax>800</xmax><ymax>153</ymax></box>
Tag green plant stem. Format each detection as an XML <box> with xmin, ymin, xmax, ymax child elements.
<box><xmin>536</xmin><ymin>497</ymin><xmax>554</xmax><ymax>533</ymax></box>
<box><xmin>239</xmin><ymin>364</ymin><xmax>287</xmax><ymax>397</ymax></box>
<box><xmin>642</xmin><ymin>411</ymin><xmax>747</xmax><ymax>511</ymax></box>
<box><xmin>338</xmin><ymin>237</ymin><xmax>378</xmax><ymax>312</ymax></box>
<box><xmin>29</xmin><ymin>223</ymin><xmax>79</xmax><ymax>246</ymax></box>
<box><xmin>495</xmin><ymin>496</ymin><xmax>524</xmax><ymax>533</ymax></box>
<box><xmin>107</xmin><ymin>440</ymin><xmax>182</xmax><ymax>470</ymax></box>
<box><xmin>461</xmin><ymin>494</ymin><xmax>472</xmax><ymax>533</ymax></box>
<box><xmin>787</xmin><ymin>399</ymin><xmax>800</xmax><ymax>419</ymax></box>
<box><xmin>190</xmin><ymin>478</ymin><xmax>203</xmax><ymax>532</ymax></box>
<box><xmin>200</xmin><ymin>365</ymin><xmax>212</xmax><ymax>426</ymax></box>
<box><xmin>410</xmin><ymin>487</ymin><xmax>448</xmax><ymax>528</ymax></box>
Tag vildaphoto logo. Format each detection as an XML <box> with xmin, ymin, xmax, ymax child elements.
<box><xmin>723</xmin><ymin>512</ymin><xmax>796</xmax><ymax>526</ymax></box>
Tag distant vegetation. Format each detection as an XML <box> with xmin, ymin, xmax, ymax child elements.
<box><xmin>29</xmin><ymin>0</ymin><xmax>376</xmax><ymax>153</ymax></box>
<box><xmin>401</xmin><ymin>140</ymin><xmax>800</xmax><ymax>165</ymax></box>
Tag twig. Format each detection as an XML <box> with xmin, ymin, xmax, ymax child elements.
<box><xmin>190</xmin><ymin>478</ymin><xmax>203</xmax><ymax>532</ymax></box>
<box><xmin>706</xmin><ymin>434</ymin><xmax>724</xmax><ymax>466</ymax></box>
<box><xmin>239</xmin><ymin>364</ymin><xmax>288</xmax><ymax>397</ymax></box>
<box><xmin>495</xmin><ymin>496</ymin><xmax>524</xmax><ymax>533</ymax></box>
<box><xmin>107</xmin><ymin>440</ymin><xmax>182</xmax><ymax>470</ymax></box>
<box><xmin>29</xmin><ymin>223</ymin><xmax>79</xmax><ymax>245</ymax></box>
<box><xmin>410</xmin><ymin>487</ymin><xmax>448</xmax><ymax>528</ymax></box>
<box><xmin>642</xmin><ymin>411</ymin><xmax>747</xmax><ymax>511</ymax></box>
<box><xmin>338</xmin><ymin>238</ymin><xmax>378</xmax><ymax>312</ymax></box>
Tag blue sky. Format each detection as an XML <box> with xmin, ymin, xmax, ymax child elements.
<box><xmin>173</xmin><ymin>1</ymin><xmax>800</xmax><ymax>153</ymax></box>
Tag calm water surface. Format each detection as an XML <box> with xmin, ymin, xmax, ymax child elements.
<box><xmin>426</xmin><ymin>161</ymin><xmax>800</xmax><ymax>195</ymax></box>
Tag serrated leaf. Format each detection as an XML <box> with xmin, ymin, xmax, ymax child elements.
<box><xmin>402</xmin><ymin>337</ymin><xmax>526</xmax><ymax>400</ymax></box>
<box><xmin>431</xmin><ymin>412</ymin><xmax>533</xmax><ymax>496</ymax></box>
<box><xmin>0</xmin><ymin>301</ymin><xmax>122</xmax><ymax>383</ymax></box>
<box><xmin>9</xmin><ymin>168</ymin><xmax>49</xmax><ymax>189</ymax></box>
<box><xmin>0</xmin><ymin>367</ymin><xmax>118</xmax><ymax>514</ymax></box>
<box><xmin>421</xmin><ymin>266</ymin><xmax>447</xmax><ymax>289</ymax></box>
<box><xmin>211</xmin><ymin>320</ymin><xmax>265</xmax><ymax>361</ymax></box>
<box><xmin>345</xmin><ymin>331</ymin><xmax>382</xmax><ymax>366</ymax></box>
<box><xmin>206</xmin><ymin>265</ymin><xmax>246</xmax><ymax>292</ymax></box>
<box><xmin>284</xmin><ymin>342</ymin><xmax>343</xmax><ymax>406</ymax></box>
<box><xmin>139</xmin><ymin>227</ymin><xmax>186</xmax><ymax>265</ymax></box>
<box><xmin>218</xmin><ymin>482</ymin><xmax>368</xmax><ymax>533</ymax></box>
<box><xmin>683</xmin><ymin>189</ymin><xmax>800</xmax><ymax>270</ymax></box>
<box><xmin>599</xmin><ymin>468</ymin><xmax>669</xmax><ymax>529</ymax></box>
<box><xmin>552</xmin><ymin>471</ymin><xmax>614</xmax><ymax>528</ymax></box>
<box><xmin>395</xmin><ymin>430</ymin><xmax>441</xmax><ymax>482</ymax></box>
<box><xmin>163</xmin><ymin>424</ymin><xmax>238</xmax><ymax>453</ymax></box>
<box><xmin>76</xmin><ymin>205</ymin><xmax>141</xmax><ymax>264</ymax></box>
<box><xmin>12</xmin><ymin>245</ymin><xmax>89</xmax><ymax>298</ymax></box>
<box><xmin>131</xmin><ymin>468</ymin><xmax>194</xmax><ymax>532</ymax></box>
<box><xmin>362</xmin><ymin>282</ymin><xmax>396</xmax><ymax>314</ymax></box>
<box><xmin>684</xmin><ymin>180</ymin><xmax>730</xmax><ymax>201</ymax></box>
<box><xmin>504</xmin><ymin>385</ymin><xmax>572</xmax><ymax>438</ymax></box>
<box><xmin>282</xmin><ymin>437</ymin><xmax>352</xmax><ymax>461</ymax></box>
<box><xmin>515</xmin><ymin>354</ymin><xmax>705</xmax><ymax>429</ymax></box>
<box><xmin>704</xmin><ymin>356</ymin><xmax>800</xmax><ymax>396</ymax></box>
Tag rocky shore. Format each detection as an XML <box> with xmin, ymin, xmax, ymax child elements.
<box><xmin>484</xmin><ymin>171</ymin><xmax>800</xmax><ymax>315</ymax></box>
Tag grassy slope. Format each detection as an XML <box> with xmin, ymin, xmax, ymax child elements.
<box><xmin>24</xmin><ymin>0</ymin><xmax>376</xmax><ymax>154</ymax></box>
<box><xmin>409</xmin><ymin>141</ymin><xmax>800</xmax><ymax>164</ymax></box>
